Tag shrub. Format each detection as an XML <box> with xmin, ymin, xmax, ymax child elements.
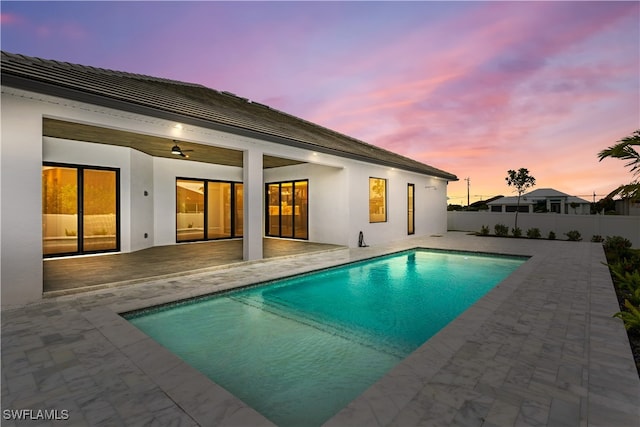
<box><xmin>526</xmin><ymin>228</ymin><xmax>541</xmax><ymax>239</ymax></box>
<box><xmin>548</xmin><ymin>231</ymin><xmax>556</xmax><ymax>240</ymax></box>
<box><xmin>494</xmin><ymin>224</ymin><xmax>509</xmax><ymax>237</ymax></box>
<box><xmin>591</xmin><ymin>235</ymin><xmax>604</xmax><ymax>243</ymax></box>
<box><xmin>479</xmin><ymin>225</ymin><xmax>489</xmax><ymax>236</ymax></box>
<box><xmin>611</xmin><ymin>264</ymin><xmax>640</xmax><ymax>289</ymax></box>
<box><xmin>512</xmin><ymin>227</ymin><xmax>522</xmax><ymax>238</ymax></box>
<box><xmin>604</xmin><ymin>236</ymin><xmax>633</xmax><ymax>260</ymax></box>
<box><xmin>565</xmin><ymin>230</ymin><xmax>582</xmax><ymax>241</ymax></box>
<box><xmin>614</xmin><ymin>300</ymin><xmax>640</xmax><ymax>331</ymax></box>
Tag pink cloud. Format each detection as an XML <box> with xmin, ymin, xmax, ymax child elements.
<box><xmin>0</xmin><ymin>12</ymin><xmax>23</xmax><ymax>25</ymax></box>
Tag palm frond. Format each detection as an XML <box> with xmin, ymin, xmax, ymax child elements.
<box><xmin>598</xmin><ymin>130</ymin><xmax>640</xmax><ymax>175</ymax></box>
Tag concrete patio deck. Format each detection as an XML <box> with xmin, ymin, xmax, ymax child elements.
<box><xmin>2</xmin><ymin>232</ymin><xmax>639</xmax><ymax>426</ymax></box>
<box><xmin>43</xmin><ymin>238</ymin><xmax>344</xmax><ymax>294</ymax></box>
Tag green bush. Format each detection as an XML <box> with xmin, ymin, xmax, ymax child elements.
<box><xmin>494</xmin><ymin>224</ymin><xmax>509</xmax><ymax>237</ymax></box>
<box><xmin>565</xmin><ymin>230</ymin><xmax>582</xmax><ymax>241</ymax></box>
<box><xmin>591</xmin><ymin>235</ymin><xmax>604</xmax><ymax>243</ymax></box>
<box><xmin>512</xmin><ymin>227</ymin><xmax>522</xmax><ymax>238</ymax></box>
<box><xmin>604</xmin><ymin>236</ymin><xmax>633</xmax><ymax>260</ymax></box>
<box><xmin>548</xmin><ymin>231</ymin><xmax>556</xmax><ymax>240</ymax></box>
<box><xmin>526</xmin><ymin>228</ymin><xmax>541</xmax><ymax>239</ymax></box>
<box><xmin>479</xmin><ymin>225</ymin><xmax>489</xmax><ymax>236</ymax></box>
<box><xmin>614</xmin><ymin>300</ymin><xmax>640</xmax><ymax>331</ymax></box>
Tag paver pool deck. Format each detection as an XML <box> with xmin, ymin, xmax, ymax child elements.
<box><xmin>2</xmin><ymin>232</ymin><xmax>639</xmax><ymax>426</ymax></box>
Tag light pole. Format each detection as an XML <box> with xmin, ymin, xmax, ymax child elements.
<box><xmin>465</xmin><ymin>177</ymin><xmax>470</xmax><ymax>207</ymax></box>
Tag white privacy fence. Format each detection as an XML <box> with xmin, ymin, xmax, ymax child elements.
<box><xmin>448</xmin><ymin>211</ymin><xmax>640</xmax><ymax>247</ymax></box>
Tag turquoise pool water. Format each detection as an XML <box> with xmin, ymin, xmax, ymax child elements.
<box><xmin>125</xmin><ymin>249</ymin><xmax>526</xmax><ymax>426</ymax></box>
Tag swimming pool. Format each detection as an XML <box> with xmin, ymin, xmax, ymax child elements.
<box><xmin>125</xmin><ymin>249</ymin><xmax>526</xmax><ymax>426</ymax></box>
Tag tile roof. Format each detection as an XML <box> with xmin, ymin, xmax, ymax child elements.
<box><xmin>1</xmin><ymin>51</ymin><xmax>457</xmax><ymax>181</ymax></box>
<box><xmin>487</xmin><ymin>188</ymin><xmax>591</xmax><ymax>205</ymax></box>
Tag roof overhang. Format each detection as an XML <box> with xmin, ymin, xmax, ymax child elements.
<box><xmin>3</xmin><ymin>72</ymin><xmax>458</xmax><ymax>180</ymax></box>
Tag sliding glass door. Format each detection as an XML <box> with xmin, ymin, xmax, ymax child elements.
<box><xmin>266</xmin><ymin>180</ymin><xmax>308</xmax><ymax>240</ymax></box>
<box><xmin>42</xmin><ymin>163</ymin><xmax>119</xmax><ymax>257</ymax></box>
<box><xmin>176</xmin><ymin>178</ymin><xmax>243</xmax><ymax>242</ymax></box>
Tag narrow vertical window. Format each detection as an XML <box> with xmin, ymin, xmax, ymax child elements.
<box><xmin>369</xmin><ymin>177</ymin><xmax>387</xmax><ymax>223</ymax></box>
<box><xmin>42</xmin><ymin>166</ymin><xmax>78</xmax><ymax>255</ymax></box>
<box><xmin>234</xmin><ymin>183</ymin><xmax>244</xmax><ymax>237</ymax></box>
<box><xmin>281</xmin><ymin>182</ymin><xmax>294</xmax><ymax>238</ymax></box>
<box><xmin>294</xmin><ymin>181</ymin><xmax>308</xmax><ymax>239</ymax></box>
<box><xmin>408</xmin><ymin>183</ymin><xmax>415</xmax><ymax>235</ymax></box>
<box><xmin>207</xmin><ymin>182</ymin><xmax>231</xmax><ymax>239</ymax></box>
<box><xmin>176</xmin><ymin>179</ymin><xmax>205</xmax><ymax>242</ymax></box>
<box><xmin>83</xmin><ymin>169</ymin><xmax>118</xmax><ymax>252</ymax></box>
<box><xmin>267</xmin><ymin>183</ymin><xmax>281</xmax><ymax>237</ymax></box>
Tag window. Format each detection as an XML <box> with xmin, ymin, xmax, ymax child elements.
<box><xmin>176</xmin><ymin>178</ymin><xmax>243</xmax><ymax>242</ymax></box>
<box><xmin>266</xmin><ymin>180</ymin><xmax>308</xmax><ymax>239</ymax></box>
<box><xmin>408</xmin><ymin>183</ymin><xmax>415</xmax><ymax>235</ymax></box>
<box><xmin>42</xmin><ymin>163</ymin><xmax>119</xmax><ymax>257</ymax></box>
<box><xmin>369</xmin><ymin>177</ymin><xmax>387</xmax><ymax>223</ymax></box>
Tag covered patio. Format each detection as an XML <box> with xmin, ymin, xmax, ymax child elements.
<box><xmin>44</xmin><ymin>239</ymin><xmax>345</xmax><ymax>295</ymax></box>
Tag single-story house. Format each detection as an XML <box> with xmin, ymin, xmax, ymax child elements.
<box><xmin>1</xmin><ymin>52</ymin><xmax>457</xmax><ymax>306</ymax></box>
<box><xmin>615</xmin><ymin>198</ymin><xmax>640</xmax><ymax>216</ymax></box>
<box><xmin>487</xmin><ymin>188</ymin><xmax>591</xmax><ymax>214</ymax></box>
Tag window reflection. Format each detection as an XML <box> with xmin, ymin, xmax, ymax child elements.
<box><xmin>42</xmin><ymin>164</ymin><xmax>118</xmax><ymax>257</ymax></box>
<box><xmin>408</xmin><ymin>183</ymin><xmax>415</xmax><ymax>235</ymax></box>
<box><xmin>176</xmin><ymin>179</ymin><xmax>205</xmax><ymax>242</ymax></box>
<box><xmin>266</xmin><ymin>180</ymin><xmax>308</xmax><ymax>240</ymax></box>
<box><xmin>207</xmin><ymin>182</ymin><xmax>231</xmax><ymax>239</ymax></box>
<box><xmin>234</xmin><ymin>184</ymin><xmax>244</xmax><ymax>237</ymax></box>
<box><xmin>42</xmin><ymin>166</ymin><xmax>78</xmax><ymax>255</ymax></box>
<box><xmin>369</xmin><ymin>177</ymin><xmax>387</xmax><ymax>223</ymax></box>
<box><xmin>83</xmin><ymin>169</ymin><xmax>118</xmax><ymax>251</ymax></box>
<box><xmin>176</xmin><ymin>179</ymin><xmax>242</xmax><ymax>242</ymax></box>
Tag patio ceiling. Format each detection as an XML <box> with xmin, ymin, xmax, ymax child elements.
<box><xmin>43</xmin><ymin>118</ymin><xmax>306</xmax><ymax>169</ymax></box>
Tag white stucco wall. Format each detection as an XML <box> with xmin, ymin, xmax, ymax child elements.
<box><xmin>346</xmin><ymin>165</ymin><xmax>449</xmax><ymax>248</ymax></box>
<box><xmin>1</xmin><ymin>91</ymin><xmax>44</xmax><ymax>305</ymax></box>
<box><xmin>1</xmin><ymin>87</ymin><xmax>453</xmax><ymax>306</ymax></box>
<box><xmin>130</xmin><ymin>149</ymin><xmax>154</xmax><ymax>252</ymax></box>
<box><xmin>264</xmin><ymin>162</ymin><xmax>348</xmax><ymax>245</ymax></box>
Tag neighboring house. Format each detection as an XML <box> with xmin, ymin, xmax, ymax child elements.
<box><xmin>0</xmin><ymin>52</ymin><xmax>457</xmax><ymax>306</ymax></box>
<box><xmin>615</xmin><ymin>198</ymin><xmax>640</xmax><ymax>216</ymax></box>
<box><xmin>487</xmin><ymin>188</ymin><xmax>591</xmax><ymax>214</ymax></box>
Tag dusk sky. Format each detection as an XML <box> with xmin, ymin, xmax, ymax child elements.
<box><xmin>2</xmin><ymin>1</ymin><xmax>638</xmax><ymax>204</ymax></box>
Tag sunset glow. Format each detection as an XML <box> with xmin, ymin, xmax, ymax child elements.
<box><xmin>2</xmin><ymin>1</ymin><xmax>638</xmax><ymax>204</ymax></box>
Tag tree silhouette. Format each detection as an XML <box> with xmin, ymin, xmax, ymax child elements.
<box><xmin>506</xmin><ymin>168</ymin><xmax>536</xmax><ymax>230</ymax></box>
<box><xmin>598</xmin><ymin>129</ymin><xmax>640</xmax><ymax>201</ymax></box>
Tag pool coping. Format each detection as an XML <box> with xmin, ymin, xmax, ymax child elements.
<box><xmin>82</xmin><ymin>245</ymin><xmax>532</xmax><ymax>426</ymax></box>
<box><xmin>5</xmin><ymin>232</ymin><xmax>639</xmax><ymax>426</ymax></box>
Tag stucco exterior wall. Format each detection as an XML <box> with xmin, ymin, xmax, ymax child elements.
<box><xmin>1</xmin><ymin>87</ymin><xmax>452</xmax><ymax>306</ymax></box>
<box><xmin>1</xmin><ymin>91</ymin><xmax>44</xmax><ymax>305</ymax></box>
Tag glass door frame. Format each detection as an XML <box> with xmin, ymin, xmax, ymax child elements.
<box><xmin>42</xmin><ymin>162</ymin><xmax>121</xmax><ymax>258</ymax></box>
<box><xmin>265</xmin><ymin>179</ymin><xmax>309</xmax><ymax>240</ymax></box>
<box><xmin>175</xmin><ymin>177</ymin><xmax>243</xmax><ymax>243</ymax></box>
<box><xmin>408</xmin><ymin>183</ymin><xmax>415</xmax><ymax>235</ymax></box>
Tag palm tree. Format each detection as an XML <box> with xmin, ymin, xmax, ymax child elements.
<box><xmin>598</xmin><ymin>130</ymin><xmax>640</xmax><ymax>201</ymax></box>
<box><xmin>505</xmin><ymin>168</ymin><xmax>536</xmax><ymax>230</ymax></box>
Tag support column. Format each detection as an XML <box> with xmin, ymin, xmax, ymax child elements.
<box><xmin>1</xmin><ymin>93</ymin><xmax>44</xmax><ymax>306</ymax></box>
<box><xmin>243</xmin><ymin>148</ymin><xmax>263</xmax><ymax>261</ymax></box>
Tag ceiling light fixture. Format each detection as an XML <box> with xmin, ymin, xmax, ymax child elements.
<box><xmin>171</xmin><ymin>141</ymin><xmax>191</xmax><ymax>158</ymax></box>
